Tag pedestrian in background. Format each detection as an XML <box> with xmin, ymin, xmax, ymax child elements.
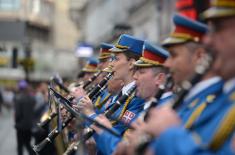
<box><xmin>14</xmin><ymin>80</ymin><xmax>36</xmax><ymax>155</ymax></box>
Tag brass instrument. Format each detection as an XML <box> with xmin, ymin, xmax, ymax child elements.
<box><xmin>33</xmin><ymin>71</ymin><xmax>114</xmax><ymax>154</ymax></box>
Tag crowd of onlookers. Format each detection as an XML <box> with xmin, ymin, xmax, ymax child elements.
<box><xmin>0</xmin><ymin>85</ymin><xmax>15</xmax><ymax>114</ymax></box>
<box><xmin>0</xmin><ymin>80</ymin><xmax>56</xmax><ymax>155</ymax></box>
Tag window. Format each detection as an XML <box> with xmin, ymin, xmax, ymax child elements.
<box><xmin>0</xmin><ymin>0</ymin><xmax>20</xmax><ymax>11</ymax></box>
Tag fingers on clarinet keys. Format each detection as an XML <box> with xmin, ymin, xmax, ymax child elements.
<box><xmin>135</xmin><ymin>134</ymin><xmax>152</xmax><ymax>154</ymax></box>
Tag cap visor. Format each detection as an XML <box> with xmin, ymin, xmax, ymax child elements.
<box><xmin>133</xmin><ymin>60</ymin><xmax>154</xmax><ymax>67</ymax></box>
<box><xmin>203</xmin><ymin>7</ymin><xmax>235</xmax><ymax>20</ymax></box>
<box><xmin>109</xmin><ymin>46</ymin><xmax>127</xmax><ymax>53</ymax></box>
<box><xmin>162</xmin><ymin>37</ymin><xmax>189</xmax><ymax>47</ymax></box>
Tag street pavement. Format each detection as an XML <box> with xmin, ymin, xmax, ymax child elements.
<box><xmin>0</xmin><ymin>108</ymin><xmax>17</xmax><ymax>155</ymax></box>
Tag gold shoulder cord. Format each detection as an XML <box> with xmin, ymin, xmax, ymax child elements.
<box><xmin>94</xmin><ymin>96</ymin><xmax>101</xmax><ymax>108</ymax></box>
<box><xmin>209</xmin><ymin>103</ymin><xmax>235</xmax><ymax>151</ymax></box>
<box><xmin>111</xmin><ymin>92</ymin><xmax>135</xmax><ymax>126</ymax></box>
<box><xmin>95</xmin><ymin>93</ymin><xmax>112</xmax><ymax>109</ymax></box>
<box><xmin>184</xmin><ymin>95</ymin><xmax>216</xmax><ymax>129</ymax></box>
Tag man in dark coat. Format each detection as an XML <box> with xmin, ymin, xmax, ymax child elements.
<box><xmin>14</xmin><ymin>80</ymin><xmax>36</xmax><ymax>155</ymax></box>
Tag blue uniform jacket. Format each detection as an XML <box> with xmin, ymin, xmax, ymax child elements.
<box><xmin>94</xmin><ymin>89</ymin><xmax>113</xmax><ymax>114</ymax></box>
<box><xmin>93</xmin><ymin>94</ymin><xmax>173</xmax><ymax>155</ymax></box>
<box><xmin>177</xmin><ymin>79</ymin><xmax>223</xmax><ymax>126</ymax></box>
<box><xmin>93</xmin><ymin>95</ymin><xmax>145</xmax><ymax>155</ymax></box>
<box><xmin>150</xmin><ymin>81</ymin><xmax>235</xmax><ymax>155</ymax></box>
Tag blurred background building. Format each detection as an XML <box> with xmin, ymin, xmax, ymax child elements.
<box><xmin>0</xmin><ymin>1</ymin><xmax>211</xmax><ymax>155</ymax></box>
<box><xmin>69</xmin><ymin>0</ymin><xmax>176</xmax><ymax>45</ymax></box>
<box><xmin>0</xmin><ymin>0</ymin><xmax>79</xmax><ymax>86</ymax></box>
<box><xmin>0</xmin><ymin>0</ymin><xmax>209</xmax><ymax>86</ymax></box>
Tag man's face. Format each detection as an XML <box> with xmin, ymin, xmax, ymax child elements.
<box><xmin>204</xmin><ymin>17</ymin><xmax>235</xmax><ymax>80</ymax></box>
<box><xmin>164</xmin><ymin>44</ymin><xmax>195</xmax><ymax>85</ymax></box>
<box><xmin>110</xmin><ymin>53</ymin><xmax>130</xmax><ymax>81</ymax></box>
<box><xmin>133</xmin><ymin>67</ymin><xmax>159</xmax><ymax>100</ymax></box>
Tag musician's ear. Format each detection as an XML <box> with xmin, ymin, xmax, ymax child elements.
<box><xmin>154</xmin><ymin>72</ymin><xmax>166</xmax><ymax>87</ymax></box>
<box><xmin>128</xmin><ymin>58</ymin><xmax>135</xmax><ymax>70</ymax></box>
<box><xmin>195</xmin><ymin>47</ymin><xmax>206</xmax><ymax>63</ymax></box>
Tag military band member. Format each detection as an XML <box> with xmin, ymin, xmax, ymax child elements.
<box><xmin>111</xmin><ymin>41</ymin><xmax>172</xmax><ymax>155</ymax></box>
<box><xmin>140</xmin><ymin>7</ymin><xmax>234</xmax><ymax>155</ymax></box>
<box><xmin>76</xmin><ymin>34</ymin><xmax>145</xmax><ymax>154</ymax></box>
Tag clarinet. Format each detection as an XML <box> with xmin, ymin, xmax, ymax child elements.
<box><xmin>82</xmin><ymin>70</ymin><xmax>102</xmax><ymax>89</ymax></box>
<box><xmin>33</xmin><ymin>72</ymin><xmax>114</xmax><ymax>153</ymax></box>
<box><xmin>33</xmin><ymin>116</ymin><xmax>74</xmax><ymax>153</ymax></box>
<box><xmin>82</xmin><ymin>65</ymin><xmax>112</xmax><ymax>90</ymax></box>
<box><xmin>87</xmin><ymin>72</ymin><xmax>113</xmax><ymax>99</ymax></box>
<box><xmin>64</xmin><ymin>85</ymin><xmax>137</xmax><ymax>155</ymax></box>
<box><xmin>91</xmin><ymin>83</ymin><xmax>108</xmax><ymax>102</ymax></box>
<box><xmin>135</xmin><ymin>53</ymin><xmax>213</xmax><ymax>154</ymax></box>
<box><xmin>37</xmin><ymin>71</ymin><xmax>111</xmax><ymax>129</ymax></box>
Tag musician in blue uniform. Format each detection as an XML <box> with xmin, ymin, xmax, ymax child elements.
<box><xmin>90</xmin><ymin>41</ymin><xmax>173</xmax><ymax>155</ymax></box>
<box><xmin>82</xmin><ymin>57</ymin><xmax>100</xmax><ymax>80</ymax></box>
<box><xmin>160</xmin><ymin>14</ymin><xmax>224</xmax><ymax>127</ymax></box>
<box><xmin>97</xmin><ymin>43</ymin><xmax>113</xmax><ymax>70</ymax></box>
<box><xmin>193</xmin><ymin>0</ymin><xmax>235</xmax><ymax>154</ymax></box>
<box><xmin>130</xmin><ymin>15</ymin><xmax>226</xmax><ymax>154</ymax></box>
<box><xmin>77</xmin><ymin>34</ymin><xmax>145</xmax><ymax>154</ymax></box>
<box><xmin>94</xmin><ymin>42</ymin><xmax>124</xmax><ymax>116</ymax></box>
<box><xmin>105</xmin><ymin>41</ymin><xmax>172</xmax><ymax>154</ymax></box>
<box><xmin>147</xmin><ymin>0</ymin><xmax>235</xmax><ymax>155</ymax></box>
<box><xmin>71</xmin><ymin>57</ymin><xmax>100</xmax><ymax>99</ymax></box>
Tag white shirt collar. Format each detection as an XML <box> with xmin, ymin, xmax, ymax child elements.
<box><xmin>143</xmin><ymin>98</ymin><xmax>155</xmax><ymax>110</ymax></box>
<box><xmin>223</xmin><ymin>78</ymin><xmax>235</xmax><ymax>93</ymax></box>
<box><xmin>122</xmin><ymin>81</ymin><xmax>136</xmax><ymax>95</ymax></box>
<box><xmin>143</xmin><ymin>92</ymin><xmax>173</xmax><ymax>110</ymax></box>
<box><xmin>160</xmin><ymin>91</ymin><xmax>173</xmax><ymax>99</ymax></box>
<box><xmin>184</xmin><ymin>76</ymin><xmax>222</xmax><ymax>101</ymax></box>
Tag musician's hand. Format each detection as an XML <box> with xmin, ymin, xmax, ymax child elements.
<box><xmin>71</xmin><ymin>87</ymin><xmax>86</xmax><ymax>98</ymax></box>
<box><xmin>91</xmin><ymin>115</ymin><xmax>112</xmax><ymax>134</ymax></box>
<box><xmin>61</xmin><ymin>106</ymin><xmax>70</xmax><ymax>121</ymax></box>
<box><xmin>131</xmin><ymin>118</ymin><xmax>147</xmax><ymax>131</ymax></box>
<box><xmin>74</xmin><ymin>96</ymin><xmax>95</xmax><ymax>115</ymax></box>
<box><xmin>67</xmin><ymin>118</ymin><xmax>77</xmax><ymax>131</ymax></box>
<box><xmin>85</xmin><ymin>138</ymin><xmax>97</xmax><ymax>155</ymax></box>
<box><xmin>113</xmin><ymin>140</ymin><xmax>130</xmax><ymax>155</ymax></box>
<box><xmin>124</xmin><ymin>123</ymin><xmax>148</xmax><ymax>155</ymax></box>
<box><xmin>144</xmin><ymin>105</ymin><xmax>181</xmax><ymax>137</ymax></box>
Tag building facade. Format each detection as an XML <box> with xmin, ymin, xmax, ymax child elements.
<box><xmin>69</xmin><ymin>0</ymin><xmax>176</xmax><ymax>46</ymax></box>
<box><xmin>0</xmin><ymin>0</ymin><xmax>80</xmax><ymax>83</ymax></box>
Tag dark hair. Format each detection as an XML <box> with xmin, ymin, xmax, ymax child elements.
<box><xmin>77</xmin><ymin>71</ymin><xmax>85</xmax><ymax>79</ymax></box>
<box><xmin>133</xmin><ymin>65</ymin><xmax>169</xmax><ymax>76</ymax></box>
<box><xmin>184</xmin><ymin>41</ymin><xmax>205</xmax><ymax>53</ymax></box>
<box><xmin>151</xmin><ymin>65</ymin><xmax>169</xmax><ymax>75</ymax></box>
